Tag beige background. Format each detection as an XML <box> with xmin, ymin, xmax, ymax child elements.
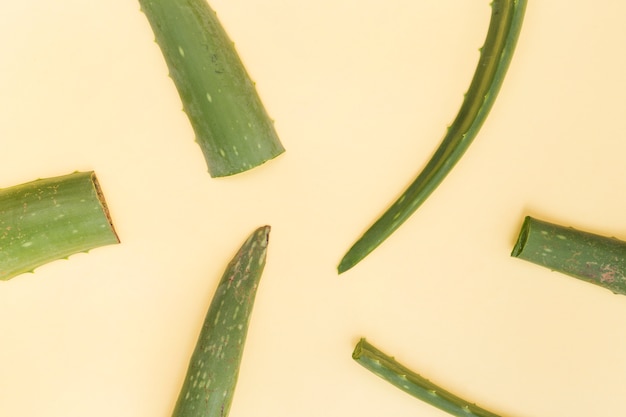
<box><xmin>1</xmin><ymin>1</ymin><xmax>626</xmax><ymax>416</ymax></box>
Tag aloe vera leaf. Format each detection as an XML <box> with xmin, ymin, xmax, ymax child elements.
<box><xmin>512</xmin><ymin>216</ymin><xmax>626</xmax><ymax>295</ymax></box>
<box><xmin>338</xmin><ymin>0</ymin><xmax>527</xmax><ymax>274</ymax></box>
<box><xmin>353</xmin><ymin>339</ymin><xmax>504</xmax><ymax>417</ymax></box>
<box><xmin>171</xmin><ymin>225</ymin><xmax>270</xmax><ymax>417</ymax></box>
<box><xmin>0</xmin><ymin>171</ymin><xmax>119</xmax><ymax>281</ymax></box>
<box><xmin>138</xmin><ymin>0</ymin><xmax>285</xmax><ymax>177</ymax></box>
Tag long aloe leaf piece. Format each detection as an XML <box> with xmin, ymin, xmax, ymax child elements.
<box><xmin>0</xmin><ymin>171</ymin><xmax>119</xmax><ymax>281</ymax></box>
<box><xmin>338</xmin><ymin>0</ymin><xmax>527</xmax><ymax>273</ymax></box>
<box><xmin>171</xmin><ymin>225</ymin><xmax>270</xmax><ymax>417</ymax></box>
<box><xmin>139</xmin><ymin>0</ymin><xmax>285</xmax><ymax>177</ymax></box>
<box><xmin>353</xmin><ymin>339</ymin><xmax>505</xmax><ymax>417</ymax></box>
<box><xmin>512</xmin><ymin>216</ymin><xmax>626</xmax><ymax>295</ymax></box>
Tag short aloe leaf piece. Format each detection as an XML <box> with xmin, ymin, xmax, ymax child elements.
<box><xmin>353</xmin><ymin>339</ymin><xmax>505</xmax><ymax>417</ymax></box>
<box><xmin>512</xmin><ymin>216</ymin><xmax>626</xmax><ymax>295</ymax></box>
<box><xmin>0</xmin><ymin>171</ymin><xmax>119</xmax><ymax>281</ymax></box>
<box><xmin>338</xmin><ymin>0</ymin><xmax>527</xmax><ymax>273</ymax></box>
<box><xmin>139</xmin><ymin>0</ymin><xmax>285</xmax><ymax>177</ymax></box>
<box><xmin>171</xmin><ymin>225</ymin><xmax>270</xmax><ymax>417</ymax></box>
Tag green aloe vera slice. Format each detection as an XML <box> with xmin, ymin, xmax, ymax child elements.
<box><xmin>353</xmin><ymin>338</ymin><xmax>505</xmax><ymax>417</ymax></box>
<box><xmin>512</xmin><ymin>216</ymin><xmax>626</xmax><ymax>295</ymax></box>
<box><xmin>0</xmin><ymin>171</ymin><xmax>119</xmax><ymax>281</ymax></box>
<box><xmin>339</xmin><ymin>0</ymin><xmax>527</xmax><ymax>273</ymax></box>
<box><xmin>139</xmin><ymin>0</ymin><xmax>285</xmax><ymax>177</ymax></box>
<box><xmin>171</xmin><ymin>225</ymin><xmax>270</xmax><ymax>417</ymax></box>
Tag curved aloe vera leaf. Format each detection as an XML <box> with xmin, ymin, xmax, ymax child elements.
<box><xmin>353</xmin><ymin>339</ymin><xmax>504</xmax><ymax>417</ymax></box>
<box><xmin>139</xmin><ymin>0</ymin><xmax>285</xmax><ymax>177</ymax></box>
<box><xmin>512</xmin><ymin>216</ymin><xmax>626</xmax><ymax>295</ymax></box>
<box><xmin>172</xmin><ymin>226</ymin><xmax>270</xmax><ymax>417</ymax></box>
<box><xmin>0</xmin><ymin>171</ymin><xmax>119</xmax><ymax>281</ymax></box>
<box><xmin>338</xmin><ymin>0</ymin><xmax>527</xmax><ymax>273</ymax></box>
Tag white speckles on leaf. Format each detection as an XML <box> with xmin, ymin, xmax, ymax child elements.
<box><xmin>178</xmin><ymin>46</ymin><xmax>185</xmax><ymax>57</ymax></box>
<box><xmin>171</xmin><ymin>227</ymin><xmax>269</xmax><ymax>415</ymax></box>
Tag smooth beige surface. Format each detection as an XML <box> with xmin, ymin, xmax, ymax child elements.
<box><xmin>1</xmin><ymin>1</ymin><xmax>626</xmax><ymax>416</ymax></box>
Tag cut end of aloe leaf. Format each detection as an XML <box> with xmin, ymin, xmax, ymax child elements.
<box><xmin>510</xmin><ymin>215</ymin><xmax>530</xmax><ymax>258</ymax></box>
<box><xmin>90</xmin><ymin>172</ymin><xmax>120</xmax><ymax>243</ymax></box>
<box><xmin>207</xmin><ymin>144</ymin><xmax>285</xmax><ymax>178</ymax></box>
<box><xmin>352</xmin><ymin>338</ymin><xmax>366</xmax><ymax>359</ymax></box>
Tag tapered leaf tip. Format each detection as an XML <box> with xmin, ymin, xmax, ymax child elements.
<box><xmin>337</xmin><ymin>257</ymin><xmax>354</xmax><ymax>275</ymax></box>
<box><xmin>337</xmin><ymin>247</ymin><xmax>363</xmax><ymax>274</ymax></box>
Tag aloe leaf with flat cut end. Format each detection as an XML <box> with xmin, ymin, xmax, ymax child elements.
<box><xmin>353</xmin><ymin>338</ymin><xmax>505</xmax><ymax>417</ymax></box>
<box><xmin>139</xmin><ymin>0</ymin><xmax>285</xmax><ymax>177</ymax></box>
<box><xmin>512</xmin><ymin>216</ymin><xmax>626</xmax><ymax>295</ymax></box>
<box><xmin>0</xmin><ymin>171</ymin><xmax>119</xmax><ymax>281</ymax></box>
